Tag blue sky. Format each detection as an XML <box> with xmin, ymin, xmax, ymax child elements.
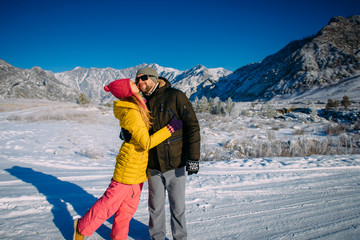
<box><xmin>1</xmin><ymin>0</ymin><xmax>359</xmax><ymax>73</ymax></box>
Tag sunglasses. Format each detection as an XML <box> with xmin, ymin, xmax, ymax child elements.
<box><xmin>135</xmin><ymin>75</ymin><xmax>154</xmax><ymax>83</ymax></box>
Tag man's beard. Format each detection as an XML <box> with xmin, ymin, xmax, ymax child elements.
<box><xmin>139</xmin><ymin>84</ymin><xmax>153</xmax><ymax>95</ymax></box>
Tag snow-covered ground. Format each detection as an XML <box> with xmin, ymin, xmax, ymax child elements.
<box><xmin>1</xmin><ymin>99</ymin><xmax>360</xmax><ymax>240</ymax></box>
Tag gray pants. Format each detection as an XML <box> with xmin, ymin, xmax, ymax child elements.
<box><xmin>147</xmin><ymin>167</ymin><xmax>187</xmax><ymax>240</ymax></box>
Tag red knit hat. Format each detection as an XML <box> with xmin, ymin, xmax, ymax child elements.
<box><xmin>104</xmin><ymin>78</ymin><xmax>146</xmax><ymax>109</ymax></box>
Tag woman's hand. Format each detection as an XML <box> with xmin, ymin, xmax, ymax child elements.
<box><xmin>166</xmin><ymin>116</ymin><xmax>183</xmax><ymax>133</ymax></box>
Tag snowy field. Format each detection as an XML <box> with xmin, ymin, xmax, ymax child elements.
<box><xmin>1</xmin><ymin>99</ymin><xmax>360</xmax><ymax>240</ymax></box>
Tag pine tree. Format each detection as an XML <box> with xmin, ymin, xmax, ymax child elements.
<box><xmin>326</xmin><ymin>99</ymin><xmax>338</xmax><ymax>109</ymax></box>
<box><xmin>340</xmin><ymin>95</ymin><xmax>351</xmax><ymax>110</ymax></box>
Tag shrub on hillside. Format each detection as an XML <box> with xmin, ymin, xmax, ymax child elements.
<box><xmin>77</xmin><ymin>93</ymin><xmax>90</xmax><ymax>105</ymax></box>
<box><xmin>326</xmin><ymin>99</ymin><xmax>339</xmax><ymax>109</ymax></box>
<box><xmin>340</xmin><ymin>95</ymin><xmax>351</xmax><ymax>110</ymax></box>
<box><xmin>193</xmin><ymin>96</ymin><xmax>234</xmax><ymax>115</ymax></box>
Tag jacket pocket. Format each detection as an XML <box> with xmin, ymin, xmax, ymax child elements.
<box><xmin>165</xmin><ymin>136</ymin><xmax>183</xmax><ymax>168</ymax></box>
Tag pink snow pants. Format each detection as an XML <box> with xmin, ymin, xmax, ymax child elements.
<box><xmin>78</xmin><ymin>179</ymin><xmax>143</xmax><ymax>240</ymax></box>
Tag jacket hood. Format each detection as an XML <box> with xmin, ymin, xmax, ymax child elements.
<box><xmin>158</xmin><ymin>77</ymin><xmax>171</xmax><ymax>89</ymax></box>
<box><xmin>113</xmin><ymin>100</ymin><xmax>138</xmax><ymax>119</ymax></box>
<box><xmin>113</xmin><ymin>100</ymin><xmax>138</xmax><ymax>110</ymax></box>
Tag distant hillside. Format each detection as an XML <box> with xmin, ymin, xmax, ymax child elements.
<box><xmin>193</xmin><ymin>15</ymin><xmax>360</xmax><ymax>102</ymax></box>
<box><xmin>54</xmin><ymin>63</ymin><xmax>231</xmax><ymax>104</ymax></box>
<box><xmin>1</xmin><ymin>16</ymin><xmax>359</xmax><ymax>104</ymax></box>
<box><xmin>0</xmin><ymin>60</ymin><xmax>79</xmax><ymax>102</ymax></box>
<box><xmin>0</xmin><ymin>60</ymin><xmax>230</xmax><ymax>104</ymax></box>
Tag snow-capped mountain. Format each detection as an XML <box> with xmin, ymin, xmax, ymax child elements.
<box><xmin>0</xmin><ymin>60</ymin><xmax>231</xmax><ymax>104</ymax></box>
<box><xmin>194</xmin><ymin>15</ymin><xmax>360</xmax><ymax>102</ymax></box>
<box><xmin>171</xmin><ymin>64</ymin><xmax>231</xmax><ymax>99</ymax></box>
<box><xmin>54</xmin><ymin>63</ymin><xmax>231</xmax><ymax>104</ymax></box>
<box><xmin>1</xmin><ymin>15</ymin><xmax>359</xmax><ymax>104</ymax></box>
<box><xmin>0</xmin><ymin>59</ymin><xmax>79</xmax><ymax>102</ymax></box>
<box><xmin>54</xmin><ymin>65</ymin><xmax>135</xmax><ymax>104</ymax></box>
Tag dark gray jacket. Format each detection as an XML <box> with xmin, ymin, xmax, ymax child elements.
<box><xmin>145</xmin><ymin>77</ymin><xmax>201</xmax><ymax>173</ymax></box>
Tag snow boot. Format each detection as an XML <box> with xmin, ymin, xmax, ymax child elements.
<box><xmin>73</xmin><ymin>219</ymin><xmax>85</xmax><ymax>240</ymax></box>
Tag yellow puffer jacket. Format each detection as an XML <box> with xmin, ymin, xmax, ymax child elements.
<box><xmin>112</xmin><ymin>100</ymin><xmax>171</xmax><ymax>184</ymax></box>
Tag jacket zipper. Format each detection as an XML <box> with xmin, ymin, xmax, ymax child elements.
<box><xmin>164</xmin><ymin>136</ymin><xmax>182</xmax><ymax>145</ymax></box>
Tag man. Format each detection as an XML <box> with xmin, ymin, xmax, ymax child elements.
<box><xmin>135</xmin><ymin>67</ymin><xmax>201</xmax><ymax>240</ymax></box>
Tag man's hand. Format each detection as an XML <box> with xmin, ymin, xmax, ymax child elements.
<box><xmin>120</xmin><ymin>128</ymin><xmax>132</xmax><ymax>142</ymax></box>
<box><xmin>186</xmin><ymin>160</ymin><xmax>199</xmax><ymax>175</ymax></box>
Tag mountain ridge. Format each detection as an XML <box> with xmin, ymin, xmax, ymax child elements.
<box><xmin>193</xmin><ymin>15</ymin><xmax>360</xmax><ymax>102</ymax></box>
<box><xmin>53</xmin><ymin>63</ymin><xmax>231</xmax><ymax>104</ymax></box>
<box><xmin>1</xmin><ymin>15</ymin><xmax>359</xmax><ymax>104</ymax></box>
<box><xmin>0</xmin><ymin>59</ymin><xmax>79</xmax><ymax>102</ymax></box>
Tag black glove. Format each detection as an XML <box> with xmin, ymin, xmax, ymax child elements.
<box><xmin>186</xmin><ymin>160</ymin><xmax>199</xmax><ymax>175</ymax></box>
<box><xmin>167</xmin><ymin>115</ymin><xmax>183</xmax><ymax>132</ymax></box>
<box><xmin>120</xmin><ymin>128</ymin><xmax>132</xmax><ymax>142</ymax></box>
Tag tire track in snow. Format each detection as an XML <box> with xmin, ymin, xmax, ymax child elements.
<box><xmin>186</xmin><ymin>167</ymin><xmax>360</xmax><ymax>239</ymax></box>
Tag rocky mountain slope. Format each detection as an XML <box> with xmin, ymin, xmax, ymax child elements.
<box><xmin>0</xmin><ymin>60</ymin><xmax>230</xmax><ymax>104</ymax></box>
<box><xmin>1</xmin><ymin>15</ymin><xmax>359</xmax><ymax>104</ymax></box>
<box><xmin>54</xmin><ymin>63</ymin><xmax>231</xmax><ymax>104</ymax></box>
<box><xmin>193</xmin><ymin>15</ymin><xmax>360</xmax><ymax>102</ymax></box>
<box><xmin>0</xmin><ymin>60</ymin><xmax>79</xmax><ymax>102</ymax></box>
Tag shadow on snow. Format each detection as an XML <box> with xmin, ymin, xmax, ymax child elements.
<box><xmin>5</xmin><ymin>166</ymin><xmax>151</xmax><ymax>240</ymax></box>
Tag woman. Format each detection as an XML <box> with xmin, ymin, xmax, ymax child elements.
<box><xmin>73</xmin><ymin>78</ymin><xmax>182</xmax><ymax>240</ymax></box>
